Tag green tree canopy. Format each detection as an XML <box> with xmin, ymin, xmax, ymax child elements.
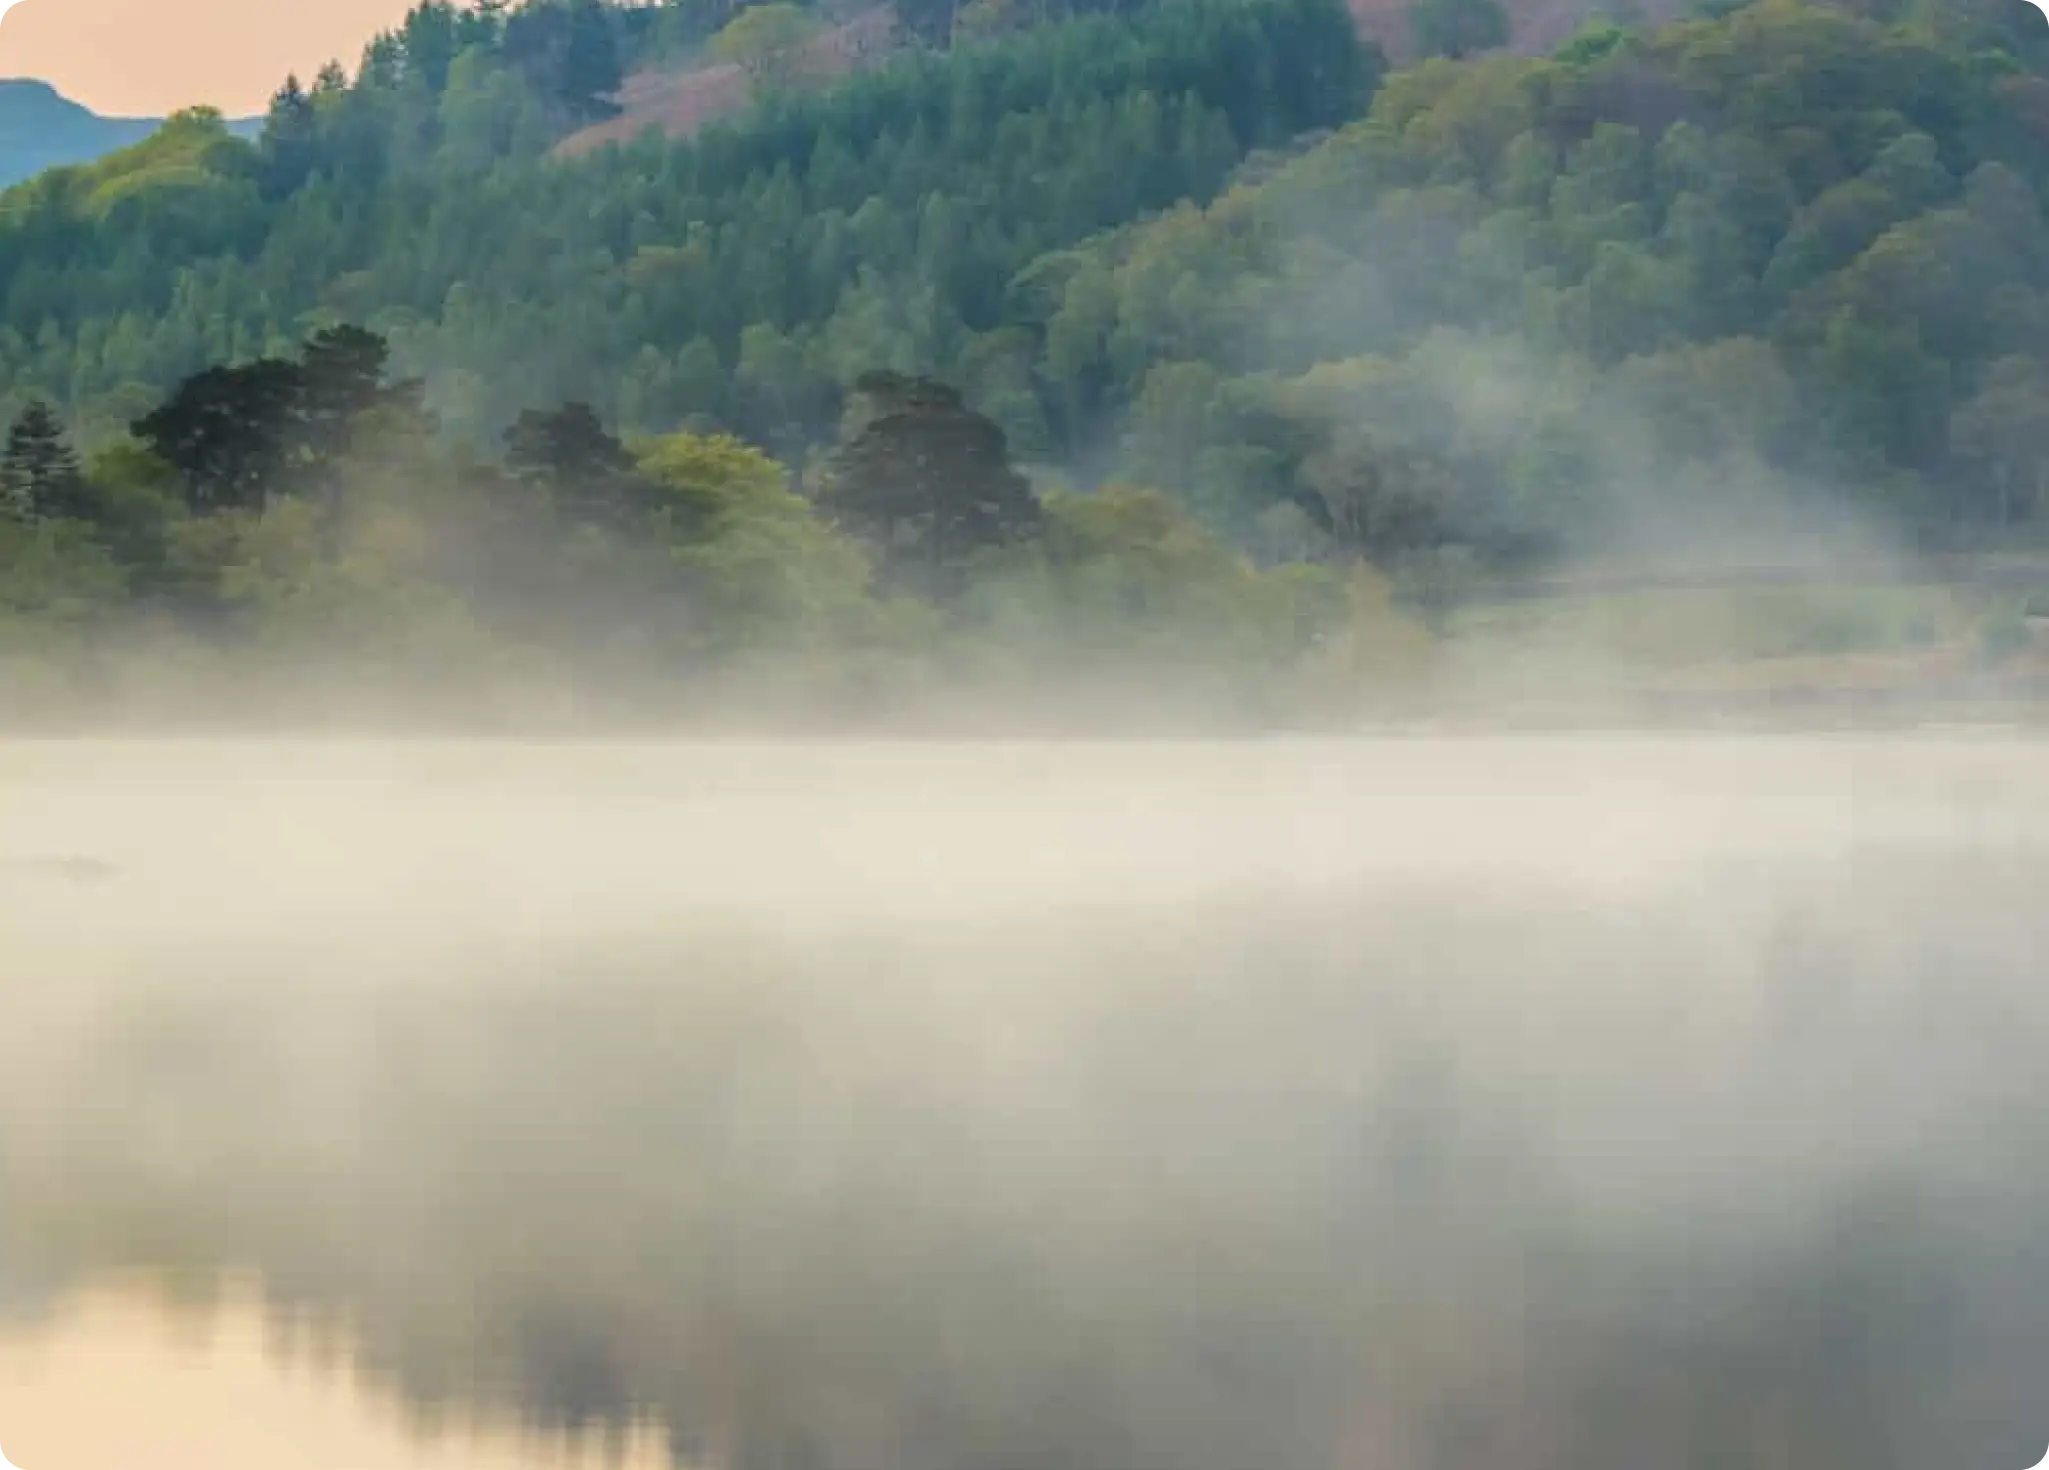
<box><xmin>504</xmin><ymin>401</ymin><xmax>658</xmax><ymax>530</ymax></box>
<box><xmin>2</xmin><ymin>401</ymin><xmax>91</xmax><ymax>524</ymax></box>
<box><xmin>1407</xmin><ymin>0</ymin><xmax>1510</xmax><ymax>59</ymax></box>
<box><xmin>712</xmin><ymin>3</ymin><xmax>824</xmax><ymax>91</ymax></box>
<box><xmin>825</xmin><ymin>371</ymin><xmax>1042</xmax><ymax>599</ymax></box>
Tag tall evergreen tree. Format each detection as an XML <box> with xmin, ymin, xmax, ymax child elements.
<box><xmin>258</xmin><ymin>74</ymin><xmax>321</xmax><ymax>200</ymax></box>
<box><xmin>503</xmin><ymin>0</ymin><xmax>625</xmax><ymax>119</ymax></box>
<box><xmin>825</xmin><ymin>371</ymin><xmax>1042</xmax><ymax>598</ymax></box>
<box><xmin>504</xmin><ymin>401</ymin><xmax>654</xmax><ymax>527</ymax></box>
<box><xmin>299</xmin><ymin>326</ymin><xmax>431</xmax><ymax>460</ymax></box>
<box><xmin>1</xmin><ymin>401</ymin><xmax>91</xmax><ymax>523</ymax></box>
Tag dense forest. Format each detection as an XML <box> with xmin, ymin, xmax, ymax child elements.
<box><xmin>4</xmin><ymin>0</ymin><xmax>2049</xmax><ymax>720</ymax></box>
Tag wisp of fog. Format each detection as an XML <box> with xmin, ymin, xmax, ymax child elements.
<box><xmin>4</xmin><ymin>734</ymin><xmax>2049</xmax><ymax>1470</ymax></box>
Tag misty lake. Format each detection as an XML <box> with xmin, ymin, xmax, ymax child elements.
<box><xmin>0</xmin><ymin>1279</ymin><xmax>672</xmax><ymax>1470</ymax></box>
<box><xmin>5</xmin><ymin>735</ymin><xmax>2049</xmax><ymax>1470</ymax></box>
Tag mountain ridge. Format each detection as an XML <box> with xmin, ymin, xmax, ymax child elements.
<box><xmin>0</xmin><ymin>77</ymin><xmax>259</xmax><ymax>189</ymax></box>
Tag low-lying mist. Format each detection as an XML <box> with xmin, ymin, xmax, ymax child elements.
<box><xmin>5</xmin><ymin>735</ymin><xmax>2049</xmax><ymax>1470</ymax></box>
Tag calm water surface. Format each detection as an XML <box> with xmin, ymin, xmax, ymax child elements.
<box><xmin>0</xmin><ymin>1279</ymin><xmax>669</xmax><ymax>1470</ymax></box>
<box><xmin>3</xmin><ymin>735</ymin><xmax>2049</xmax><ymax>1470</ymax></box>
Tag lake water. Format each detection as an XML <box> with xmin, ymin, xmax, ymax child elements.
<box><xmin>4</xmin><ymin>735</ymin><xmax>2049</xmax><ymax>1470</ymax></box>
<box><xmin>0</xmin><ymin>1278</ymin><xmax>671</xmax><ymax>1470</ymax></box>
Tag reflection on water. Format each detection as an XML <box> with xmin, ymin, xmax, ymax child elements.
<box><xmin>5</xmin><ymin>737</ymin><xmax>2049</xmax><ymax>1470</ymax></box>
<box><xmin>0</xmin><ymin>1277</ymin><xmax>670</xmax><ymax>1470</ymax></box>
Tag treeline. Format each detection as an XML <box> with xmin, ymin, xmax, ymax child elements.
<box><xmin>1046</xmin><ymin>0</ymin><xmax>2049</xmax><ymax>562</ymax></box>
<box><xmin>0</xmin><ymin>0</ymin><xmax>1373</xmax><ymax>455</ymax></box>
<box><xmin>0</xmin><ymin>332</ymin><xmax>1417</xmax><ymax>724</ymax></box>
<box><xmin>6</xmin><ymin>0</ymin><xmax>2049</xmax><ymax>682</ymax></box>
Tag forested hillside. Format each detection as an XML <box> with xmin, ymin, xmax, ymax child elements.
<box><xmin>0</xmin><ymin>81</ymin><xmax>265</xmax><ymax>190</ymax></box>
<box><xmin>0</xmin><ymin>83</ymin><xmax>170</xmax><ymax>190</ymax></box>
<box><xmin>5</xmin><ymin>0</ymin><xmax>2049</xmax><ymax>724</ymax></box>
<box><xmin>1051</xmin><ymin>0</ymin><xmax>2049</xmax><ymax>561</ymax></box>
<box><xmin>0</xmin><ymin>0</ymin><xmax>1367</xmax><ymax>447</ymax></box>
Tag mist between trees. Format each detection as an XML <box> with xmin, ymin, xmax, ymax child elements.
<box><xmin>7</xmin><ymin>0</ymin><xmax>2049</xmax><ymax>724</ymax></box>
<box><xmin>0</xmin><ymin>329</ymin><xmax>1430</xmax><ymax>730</ymax></box>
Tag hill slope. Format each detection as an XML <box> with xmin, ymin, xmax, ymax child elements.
<box><xmin>557</xmin><ymin>7</ymin><xmax>896</xmax><ymax>157</ymax></box>
<box><xmin>0</xmin><ymin>79</ymin><xmax>258</xmax><ymax>189</ymax></box>
<box><xmin>557</xmin><ymin>0</ymin><xmax>1685</xmax><ymax>161</ymax></box>
<box><xmin>6</xmin><ymin>0</ymin><xmax>2049</xmax><ymax>565</ymax></box>
<box><xmin>1345</xmin><ymin>0</ymin><xmax>1689</xmax><ymax>61</ymax></box>
<box><xmin>6</xmin><ymin>0</ymin><xmax>2049</xmax><ymax>719</ymax></box>
<box><xmin>0</xmin><ymin>0</ymin><xmax>1373</xmax><ymax>444</ymax></box>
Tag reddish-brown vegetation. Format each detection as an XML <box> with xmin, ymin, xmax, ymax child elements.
<box><xmin>557</xmin><ymin>0</ymin><xmax>1688</xmax><ymax>159</ymax></box>
<box><xmin>554</xmin><ymin>7</ymin><xmax>894</xmax><ymax>157</ymax></box>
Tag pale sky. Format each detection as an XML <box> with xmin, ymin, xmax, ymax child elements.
<box><xmin>0</xmin><ymin>0</ymin><xmax>418</xmax><ymax>116</ymax></box>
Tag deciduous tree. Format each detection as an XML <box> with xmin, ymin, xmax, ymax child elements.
<box><xmin>712</xmin><ymin>4</ymin><xmax>823</xmax><ymax>92</ymax></box>
<box><xmin>1951</xmin><ymin>356</ymin><xmax>2049</xmax><ymax>532</ymax></box>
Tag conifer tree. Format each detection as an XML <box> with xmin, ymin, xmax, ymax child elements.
<box><xmin>1</xmin><ymin>401</ymin><xmax>91</xmax><ymax>523</ymax></box>
<box><xmin>825</xmin><ymin>371</ymin><xmax>1041</xmax><ymax>599</ymax></box>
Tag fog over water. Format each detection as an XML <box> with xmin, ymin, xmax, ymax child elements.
<box><xmin>0</xmin><ymin>1278</ymin><xmax>674</xmax><ymax>1470</ymax></box>
<box><xmin>4</xmin><ymin>735</ymin><xmax>2049</xmax><ymax>1470</ymax></box>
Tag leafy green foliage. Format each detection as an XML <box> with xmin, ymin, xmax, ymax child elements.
<box><xmin>2</xmin><ymin>402</ymin><xmax>90</xmax><ymax>523</ymax></box>
<box><xmin>824</xmin><ymin>371</ymin><xmax>1042</xmax><ymax>597</ymax></box>
<box><xmin>501</xmin><ymin>0</ymin><xmax>630</xmax><ymax>119</ymax></box>
<box><xmin>0</xmin><ymin>0</ymin><xmax>1372</xmax><ymax>460</ymax></box>
<box><xmin>713</xmin><ymin>4</ymin><xmax>826</xmax><ymax>92</ymax></box>
<box><xmin>1407</xmin><ymin>0</ymin><xmax>1510</xmax><ymax>60</ymax></box>
<box><xmin>131</xmin><ymin>326</ymin><xmax>429</xmax><ymax>512</ymax></box>
<box><xmin>1</xmin><ymin>324</ymin><xmax>1418</xmax><ymax>721</ymax></box>
<box><xmin>994</xmin><ymin>0</ymin><xmax>2049</xmax><ymax>558</ymax></box>
<box><xmin>505</xmin><ymin>400</ymin><xmax>659</xmax><ymax>530</ymax></box>
<box><xmin>8</xmin><ymin>0</ymin><xmax>2049</xmax><ymax>717</ymax></box>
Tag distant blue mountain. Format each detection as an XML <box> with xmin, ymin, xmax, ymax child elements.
<box><xmin>0</xmin><ymin>78</ymin><xmax>261</xmax><ymax>190</ymax></box>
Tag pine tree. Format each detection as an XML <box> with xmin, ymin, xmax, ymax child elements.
<box><xmin>133</xmin><ymin>360</ymin><xmax>306</xmax><ymax>512</ymax></box>
<box><xmin>1</xmin><ymin>401</ymin><xmax>91</xmax><ymax>523</ymax></box>
<box><xmin>298</xmin><ymin>325</ymin><xmax>429</xmax><ymax>464</ymax></box>
<box><xmin>825</xmin><ymin>371</ymin><xmax>1042</xmax><ymax>599</ymax></box>
<box><xmin>504</xmin><ymin>401</ymin><xmax>653</xmax><ymax>528</ymax></box>
<box><xmin>259</xmin><ymin>74</ymin><xmax>321</xmax><ymax>199</ymax></box>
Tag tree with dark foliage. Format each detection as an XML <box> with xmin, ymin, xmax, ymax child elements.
<box><xmin>132</xmin><ymin>359</ymin><xmax>307</xmax><ymax>512</ymax></box>
<box><xmin>504</xmin><ymin>400</ymin><xmax>656</xmax><ymax>529</ymax></box>
<box><xmin>825</xmin><ymin>371</ymin><xmax>1042</xmax><ymax>598</ymax></box>
<box><xmin>298</xmin><ymin>326</ymin><xmax>431</xmax><ymax>463</ymax></box>
<box><xmin>132</xmin><ymin>327</ymin><xmax>432</xmax><ymax>514</ymax></box>
<box><xmin>502</xmin><ymin>0</ymin><xmax>625</xmax><ymax>120</ymax></box>
<box><xmin>258</xmin><ymin>74</ymin><xmax>321</xmax><ymax>200</ymax></box>
<box><xmin>1406</xmin><ymin>0</ymin><xmax>1508</xmax><ymax>58</ymax></box>
<box><xmin>1</xmin><ymin>401</ymin><xmax>91</xmax><ymax>523</ymax></box>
